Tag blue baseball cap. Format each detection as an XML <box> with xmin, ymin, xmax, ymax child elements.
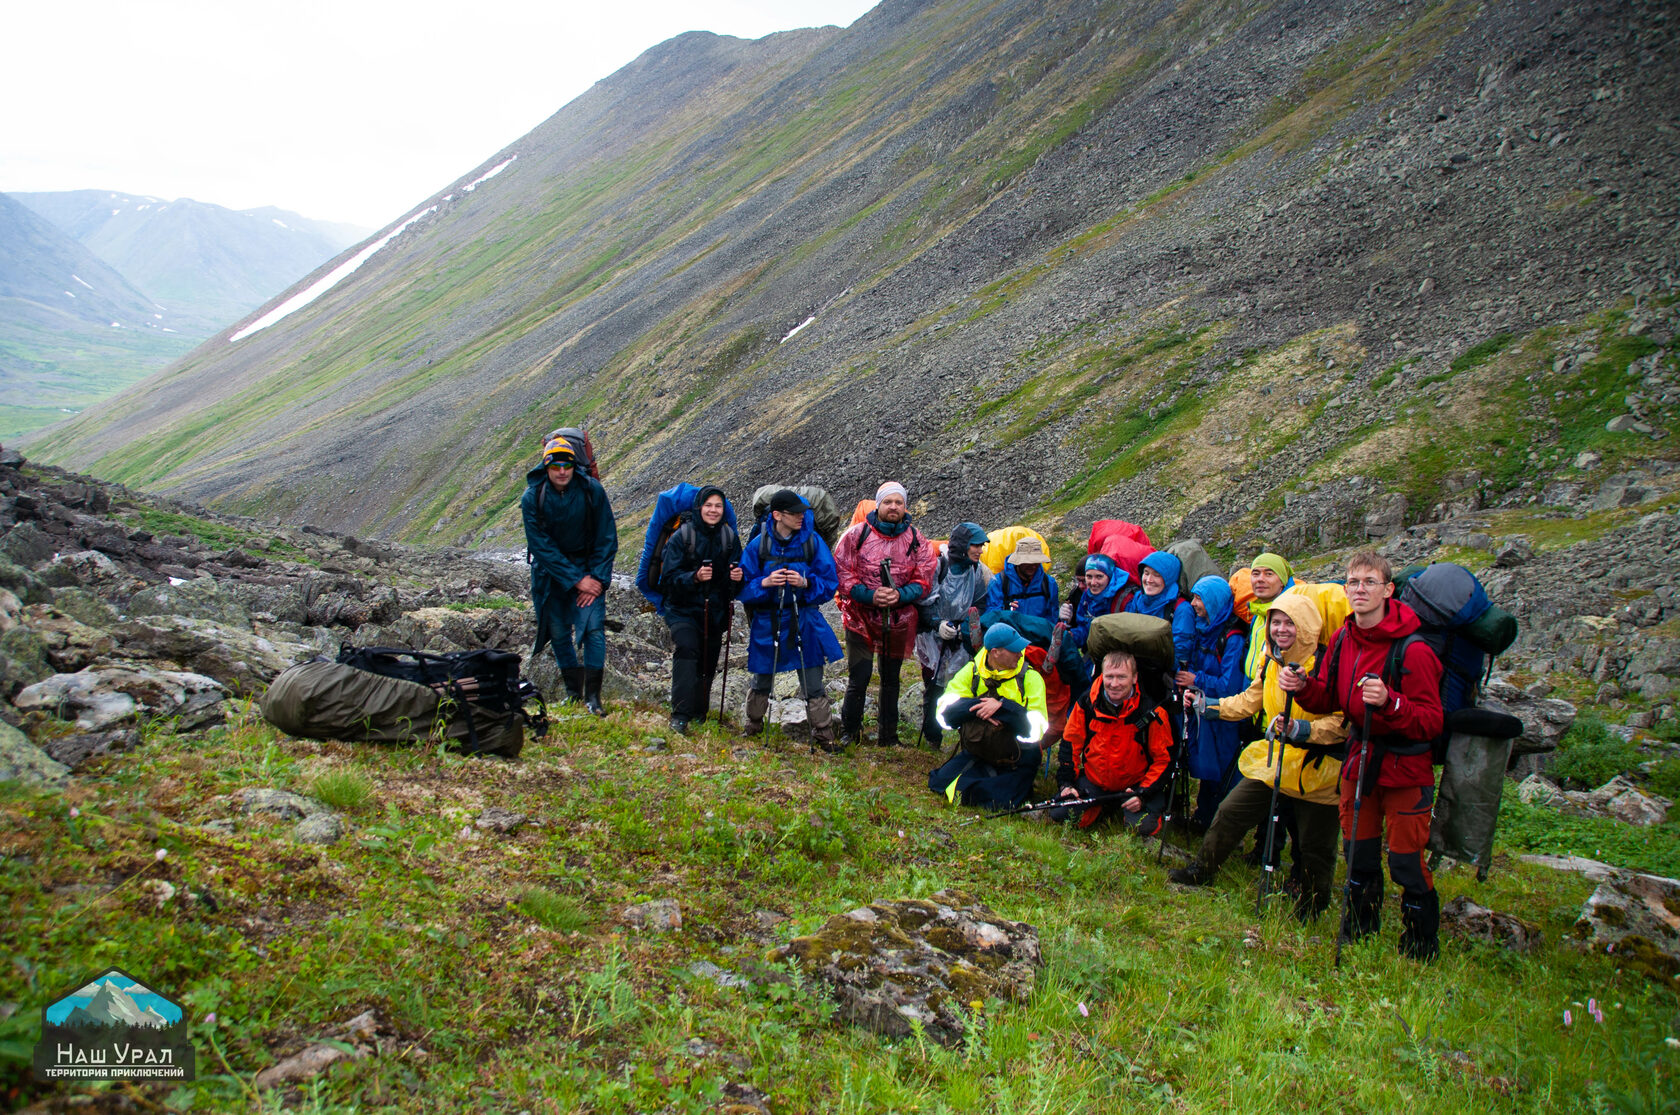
<box><xmin>982</xmin><ymin>623</ymin><xmax>1030</xmax><ymax>653</ymax></box>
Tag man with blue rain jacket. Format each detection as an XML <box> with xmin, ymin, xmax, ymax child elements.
<box><xmin>523</xmin><ymin>436</ymin><xmax>618</xmax><ymax>715</ymax></box>
<box><xmin>738</xmin><ymin>489</ymin><xmax>845</xmax><ymax>747</ymax></box>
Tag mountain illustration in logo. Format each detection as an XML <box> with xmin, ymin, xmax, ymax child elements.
<box><xmin>45</xmin><ymin>970</ymin><xmax>183</xmax><ymax>1029</ymax></box>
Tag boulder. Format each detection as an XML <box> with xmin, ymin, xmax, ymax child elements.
<box><xmin>0</xmin><ymin>555</ymin><xmax>51</xmax><ymax>605</ymax></box>
<box><xmin>39</xmin><ymin>728</ymin><xmax>141</xmax><ymax>770</ymax></box>
<box><xmin>14</xmin><ymin>666</ymin><xmax>228</xmax><ymax>731</ymax></box>
<box><xmin>474</xmin><ymin>807</ymin><xmax>528</xmax><ymax>834</ymax></box>
<box><xmin>1440</xmin><ymin>896</ymin><xmax>1541</xmax><ymax>952</ymax></box>
<box><xmin>295</xmin><ymin>813</ymin><xmax>347</xmax><ymax>844</ymax></box>
<box><xmin>47</xmin><ymin>588</ymin><xmax>119</xmax><ymax>629</ymax></box>
<box><xmin>623</xmin><ymin>898</ymin><xmax>683</xmax><ymax>932</ymax></box>
<box><xmin>0</xmin><ymin>521</ymin><xmax>56</xmax><ymax>567</ymax></box>
<box><xmin>128</xmin><ymin>578</ymin><xmax>251</xmax><ymax>628</ymax></box>
<box><xmin>1480</xmin><ymin>679</ymin><xmax>1576</xmax><ymax>754</ymax></box>
<box><xmin>1362</xmin><ymin>493</ymin><xmax>1408</xmax><ymax>539</ymax></box>
<box><xmin>770</xmin><ymin>890</ymin><xmax>1040</xmax><ymax>1046</ymax></box>
<box><xmin>0</xmin><ymin>720</ymin><xmax>70</xmax><ymax>787</ymax></box>
<box><xmin>1516</xmin><ymin>774</ymin><xmax>1561</xmax><ymax>806</ymax></box>
<box><xmin>21</xmin><ymin>604</ymin><xmax>115</xmax><ymax>672</ymax></box>
<box><xmin>239</xmin><ymin>788</ymin><xmax>331</xmax><ymax>820</ymax></box>
<box><xmin>109</xmin><ymin>615</ymin><xmax>314</xmax><ymax>692</ymax></box>
<box><xmin>224</xmin><ymin>581</ymin><xmax>309</xmax><ymax>624</ymax></box>
<box><xmin>1573</xmin><ymin>869</ymin><xmax>1680</xmax><ymax>985</ymax></box>
<box><xmin>0</xmin><ymin>626</ymin><xmax>54</xmax><ymax>697</ymax></box>
<box><xmin>1493</xmin><ymin>538</ymin><xmax>1534</xmax><ymax>568</ymax></box>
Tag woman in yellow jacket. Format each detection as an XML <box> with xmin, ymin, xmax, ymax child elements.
<box><xmin>1169</xmin><ymin>592</ymin><xmax>1346</xmax><ymax>920</ymax></box>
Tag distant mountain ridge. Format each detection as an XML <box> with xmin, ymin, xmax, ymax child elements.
<box><xmin>0</xmin><ymin>190</ymin><xmax>367</xmax><ymax>438</ymax></box>
<box><xmin>13</xmin><ymin>190</ymin><xmax>367</xmax><ymax>331</ymax></box>
<box><xmin>25</xmin><ymin>0</ymin><xmax>1680</xmax><ymax>553</ymax></box>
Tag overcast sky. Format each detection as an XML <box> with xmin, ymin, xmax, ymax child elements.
<box><xmin>2</xmin><ymin>0</ymin><xmax>878</xmax><ymax>231</ymax></box>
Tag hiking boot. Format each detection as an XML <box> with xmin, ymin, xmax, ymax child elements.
<box><xmin>583</xmin><ymin>669</ymin><xmax>607</xmax><ymax>717</ymax></box>
<box><xmin>1169</xmin><ymin>861</ymin><xmax>1215</xmax><ymax>887</ymax></box>
<box><xmin>1399</xmin><ymin>891</ymin><xmax>1441</xmax><ymax>962</ymax></box>
<box><xmin>877</xmin><ymin>723</ymin><xmax>901</xmax><ymax>748</ymax></box>
<box><xmin>806</xmin><ymin>696</ymin><xmax>838</xmax><ymax>752</ymax></box>
<box><xmin>738</xmin><ymin>690</ymin><xmax>769</xmax><ymax>738</ymax></box>
<box><xmin>838</xmin><ymin>725</ymin><xmax>862</xmax><ymax>748</ymax></box>
<box><xmin>1339</xmin><ymin>876</ymin><xmax>1382</xmax><ymax>944</ymax></box>
<box><xmin>561</xmin><ymin>667</ymin><xmax>585</xmax><ymax>704</ymax></box>
<box><xmin>670</xmin><ymin>717</ymin><xmax>691</xmax><ymax>736</ymax></box>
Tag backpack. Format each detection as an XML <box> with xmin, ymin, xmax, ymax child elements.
<box><xmin>635</xmin><ymin>483</ymin><xmax>738</xmax><ymax>614</ymax></box>
<box><xmin>749</xmin><ymin>485</ymin><xmax>843</xmax><ymax>547</ymax></box>
<box><xmin>541</xmin><ymin>426</ymin><xmax>600</xmax><ymax>480</ymax></box>
<box><xmin>1165</xmin><ymin>540</ymin><xmax>1221</xmax><ymax>599</ymax></box>
<box><xmin>261</xmin><ymin>646</ymin><xmax>546</xmax><ymax>758</ymax></box>
<box><xmin>959</xmin><ymin>667</ymin><xmax>1032</xmax><ymax>768</ymax></box>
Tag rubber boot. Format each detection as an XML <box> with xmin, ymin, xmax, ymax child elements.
<box><xmin>1399</xmin><ymin>891</ymin><xmax>1441</xmax><ymax>962</ymax></box>
<box><xmin>806</xmin><ymin>696</ymin><xmax>838</xmax><ymax>752</ymax></box>
<box><xmin>583</xmin><ymin>669</ymin><xmax>606</xmax><ymax>717</ymax></box>
<box><xmin>560</xmin><ymin>667</ymin><xmax>585</xmax><ymax>704</ymax></box>
<box><xmin>1339</xmin><ymin>875</ymin><xmax>1382</xmax><ymax>943</ymax></box>
<box><xmin>1168</xmin><ymin>860</ymin><xmax>1215</xmax><ymax>887</ymax></box>
<box><xmin>920</xmin><ymin>686</ymin><xmax>943</xmax><ymax>746</ymax></box>
<box><xmin>740</xmin><ymin>690</ymin><xmax>769</xmax><ymax>738</ymax></box>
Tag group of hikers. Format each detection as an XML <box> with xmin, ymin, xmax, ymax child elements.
<box><xmin>522</xmin><ymin>430</ymin><xmax>1508</xmax><ymax>963</ymax></box>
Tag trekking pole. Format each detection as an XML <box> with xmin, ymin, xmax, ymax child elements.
<box><xmin>717</xmin><ymin>602</ymin><xmax>732</xmax><ymax>726</ymax></box>
<box><xmin>1334</xmin><ymin>673</ymin><xmax>1379</xmax><ymax>969</ymax></box>
<box><xmin>1256</xmin><ymin>661</ymin><xmax>1295</xmax><ymax>917</ymax></box>
<box><xmin>958</xmin><ymin>790</ymin><xmax>1135</xmax><ymax>826</ymax></box>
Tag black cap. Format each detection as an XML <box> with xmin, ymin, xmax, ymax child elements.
<box><xmin>768</xmin><ymin>489</ymin><xmax>807</xmax><ymax>514</ymax></box>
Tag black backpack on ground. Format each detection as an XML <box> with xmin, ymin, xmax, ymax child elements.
<box><xmin>336</xmin><ymin>645</ymin><xmax>547</xmax><ymax>756</ymax></box>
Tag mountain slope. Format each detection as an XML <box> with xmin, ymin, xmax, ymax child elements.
<box><xmin>28</xmin><ymin>0</ymin><xmax>1680</xmax><ymax>553</ymax></box>
<box><xmin>13</xmin><ymin>190</ymin><xmax>367</xmax><ymax>331</ymax></box>
<box><xmin>0</xmin><ymin>193</ymin><xmax>193</xmax><ymax>438</ymax></box>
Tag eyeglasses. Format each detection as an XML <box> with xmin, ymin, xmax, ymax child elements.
<box><xmin>1345</xmin><ymin>578</ymin><xmax>1387</xmax><ymax>589</ymax></box>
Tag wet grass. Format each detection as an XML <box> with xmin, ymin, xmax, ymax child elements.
<box><xmin>2</xmin><ymin>698</ymin><xmax>1675</xmax><ymax>1112</ymax></box>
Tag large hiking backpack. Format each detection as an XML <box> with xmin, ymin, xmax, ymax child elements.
<box><xmin>1084</xmin><ymin>613</ymin><xmax>1177</xmax><ymax>708</ymax></box>
<box><xmin>541</xmin><ymin>426</ymin><xmax>600</xmax><ymax>480</ymax></box>
<box><xmin>977</xmin><ymin>608</ymin><xmax>1085</xmax><ymax>688</ymax></box>
<box><xmin>635</xmin><ymin>483</ymin><xmax>738</xmax><ymax>614</ymax></box>
<box><xmin>1396</xmin><ymin>563</ymin><xmax>1519</xmax><ymax>700</ymax></box>
<box><xmin>1090</xmin><ymin>521</ymin><xmax>1154</xmax><ymax>584</ymax></box>
<box><xmin>981</xmin><ymin>525</ymin><xmax>1053</xmax><ymax>574</ymax></box>
<box><xmin>1165</xmin><ymin>540</ymin><xmax>1221</xmax><ymax>599</ymax></box>
<box><xmin>260</xmin><ymin>646</ymin><xmax>546</xmax><ymax>758</ymax></box>
<box><xmin>749</xmin><ymin>485</ymin><xmax>843</xmax><ymax>548</ymax></box>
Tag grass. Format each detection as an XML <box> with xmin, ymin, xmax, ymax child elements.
<box><xmin>1547</xmin><ymin>716</ymin><xmax>1645</xmax><ymax>791</ymax></box>
<box><xmin>309</xmin><ymin>771</ymin><xmax>374</xmax><ymax>813</ymax></box>
<box><xmin>442</xmin><ymin>596</ymin><xmax>523</xmax><ymax>613</ymax></box>
<box><xmin>3</xmin><ymin>700</ymin><xmax>1677</xmax><ymax>1112</ymax></box>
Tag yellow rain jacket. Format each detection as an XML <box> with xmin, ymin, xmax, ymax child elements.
<box><xmin>1216</xmin><ymin>592</ymin><xmax>1345</xmax><ymax>803</ymax></box>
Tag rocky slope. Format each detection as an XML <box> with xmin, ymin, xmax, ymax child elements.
<box><xmin>21</xmin><ymin>0</ymin><xmax>1676</xmax><ymax>557</ymax></box>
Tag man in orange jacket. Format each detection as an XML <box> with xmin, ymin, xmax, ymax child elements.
<box><xmin>1051</xmin><ymin>650</ymin><xmax>1174</xmax><ymax>831</ymax></box>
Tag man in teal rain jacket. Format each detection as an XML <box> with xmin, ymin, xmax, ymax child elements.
<box><xmin>523</xmin><ymin>436</ymin><xmax>618</xmax><ymax>715</ymax></box>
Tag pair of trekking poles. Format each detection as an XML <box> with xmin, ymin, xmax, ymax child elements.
<box><xmin>1254</xmin><ymin>656</ymin><xmax>1381</xmax><ymax>968</ymax></box>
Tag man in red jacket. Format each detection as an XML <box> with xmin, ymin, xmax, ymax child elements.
<box><xmin>1280</xmin><ymin>551</ymin><xmax>1444</xmax><ymax>960</ymax></box>
<box><xmin>1050</xmin><ymin>651</ymin><xmax>1174</xmax><ymax>832</ymax></box>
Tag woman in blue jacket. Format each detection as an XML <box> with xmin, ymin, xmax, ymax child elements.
<box><xmin>1066</xmin><ymin>553</ymin><xmax>1130</xmax><ymax>673</ymax></box>
<box><xmin>737</xmin><ymin>489</ymin><xmax>844</xmax><ymax>747</ymax></box>
<box><xmin>1175</xmin><ymin>575</ymin><xmax>1250</xmax><ymax>828</ymax></box>
<box><xmin>1124</xmin><ymin>551</ymin><xmax>1195</xmax><ymax>667</ymax></box>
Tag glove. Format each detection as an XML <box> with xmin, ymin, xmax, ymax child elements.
<box><xmin>1058</xmin><ymin>602</ymin><xmax>1074</xmax><ymax>622</ymax></box>
<box><xmin>938</xmin><ymin>620</ymin><xmax>958</xmax><ymax>640</ymax></box>
<box><xmin>1188</xmin><ymin>690</ymin><xmax>1208</xmax><ymax>716</ymax></box>
<box><xmin>1285</xmin><ymin>718</ymin><xmax>1312</xmax><ymax>743</ymax></box>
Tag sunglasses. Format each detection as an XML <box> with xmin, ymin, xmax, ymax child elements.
<box><xmin>545</xmin><ymin>459</ymin><xmax>576</xmax><ymax>469</ymax></box>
